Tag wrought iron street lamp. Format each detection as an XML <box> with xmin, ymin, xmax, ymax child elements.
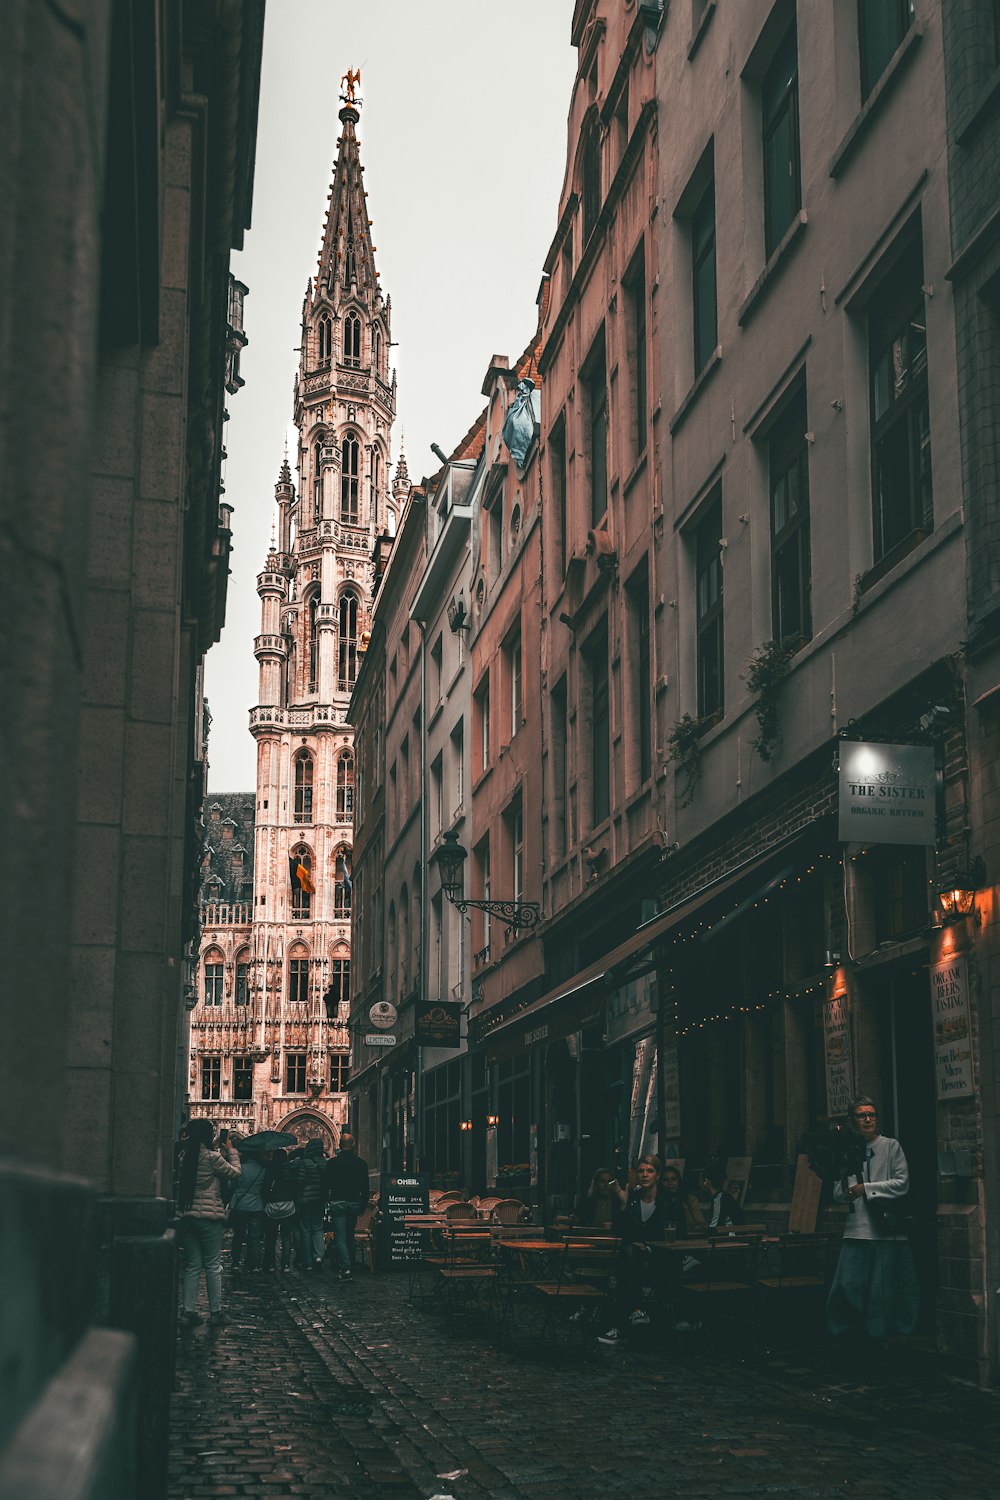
<box><xmin>937</xmin><ymin>860</ymin><xmax>985</xmax><ymax>925</ymax></box>
<box><xmin>430</xmin><ymin>828</ymin><xmax>541</xmax><ymax>937</ymax></box>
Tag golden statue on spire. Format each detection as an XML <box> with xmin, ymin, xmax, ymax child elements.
<box><xmin>340</xmin><ymin>68</ymin><xmax>361</xmax><ymax>105</ymax></box>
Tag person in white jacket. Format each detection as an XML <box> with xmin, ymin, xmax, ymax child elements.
<box><xmin>177</xmin><ymin>1118</ymin><xmax>241</xmax><ymax>1326</ymax></box>
<box><xmin>826</xmin><ymin>1096</ymin><xmax>919</xmax><ymax>1342</ymax></box>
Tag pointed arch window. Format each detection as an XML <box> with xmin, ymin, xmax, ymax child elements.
<box><xmin>288</xmin><ymin>944</ymin><xmax>310</xmax><ymax>1003</ymax></box>
<box><xmin>343</xmin><ymin>313</ymin><xmax>361</xmax><ymax>367</ymax></box>
<box><xmin>318</xmin><ymin>315</ymin><xmax>333</xmax><ymax>364</ymax></box>
<box><xmin>334</xmin><ymin>845</ymin><xmax>352</xmax><ymax>918</ymax></box>
<box><xmin>235</xmin><ymin>948</ymin><xmax>250</xmax><ymax>1006</ymax></box>
<box><xmin>373</xmin><ymin>327</ymin><xmax>382</xmax><ymax>373</ymax></box>
<box><xmin>344</xmin><ymin>213</ymin><xmax>357</xmax><ymax>288</ymax></box>
<box><xmin>312</xmin><ymin>440</ymin><xmax>323</xmax><ymax>524</ymax></box>
<box><xmin>582</xmin><ymin>117</ymin><xmax>602</xmax><ymax>242</ymax></box>
<box><xmin>294</xmin><ymin>751</ymin><xmax>314</xmax><ymax>824</ymax></box>
<box><xmin>336</xmin><ymin>751</ymin><xmax>354</xmax><ymax>819</ymax></box>
<box><xmin>291</xmin><ymin>847</ymin><xmax>312</xmax><ymax>920</ymax></box>
<box><xmin>341</xmin><ymin>438</ymin><xmax>360</xmax><ymax>523</ymax></box>
<box><xmin>307</xmin><ymin>593</ymin><xmax>320</xmax><ymax>693</ymax></box>
<box><xmin>203</xmin><ymin>948</ymin><xmax>224</xmax><ymax>1006</ymax></box>
<box><xmin>370</xmin><ymin>448</ymin><xmax>382</xmax><ymax>511</ymax></box>
<box><xmin>338</xmin><ymin>593</ymin><xmax>360</xmax><ymax>692</ymax></box>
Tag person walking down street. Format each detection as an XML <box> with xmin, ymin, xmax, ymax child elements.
<box><xmin>289</xmin><ymin>1138</ymin><xmax>328</xmax><ymax>1270</ymax></box>
<box><xmin>826</xmin><ymin>1096</ymin><xmax>920</xmax><ymax>1344</ymax></box>
<box><xmin>322</xmin><ymin>1132</ymin><xmax>370</xmax><ymax>1280</ymax></box>
<box><xmin>177</xmin><ymin>1118</ymin><xmax>240</xmax><ymax>1326</ymax></box>
<box><xmin>262</xmin><ymin>1148</ymin><xmax>296</xmax><ymax>1273</ymax></box>
<box><xmin>598</xmin><ymin>1156</ymin><xmax>686</xmax><ymax>1347</ymax></box>
<box><xmin>229</xmin><ymin>1146</ymin><xmax>268</xmax><ymax>1273</ymax></box>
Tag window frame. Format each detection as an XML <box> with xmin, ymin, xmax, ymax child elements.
<box><xmin>761</xmin><ymin>24</ymin><xmax>802</xmax><ymax>258</ymax></box>
<box><xmin>858</xmin><ymin>0</ymin><xmax>915</xmax><ymax>101</ymax></box>
<box><xmin>694</xmin><ymin>490</ymin><xmax>725</xmax><ymax>721</ymax></box>
<box><xmin>285</xmin><ymin>1052</ymin><xmax>307</xmax><ymax>1095</ymax></box>
<box><xmin>768</xmin><ymin>389</ymin><xmax>813</xmax><ymax>645</ymax></box>
<box><xmin>201</xmin><ymin>1055</ymin><xmax>221</xmax><ymax>1101</ymax></box>
<box><xmin>692</xmin><ymin>176</ymin><xmax>718</xmax><ymax>376</ymax></box>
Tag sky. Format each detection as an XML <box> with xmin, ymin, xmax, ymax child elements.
<box><xmin>205</xmin><ymin>0</ymin><xmax>579</xmax><ymax>790</ymax></box>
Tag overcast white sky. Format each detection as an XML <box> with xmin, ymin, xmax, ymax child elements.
<box><xmin>205</xmin><ymin>0</ymin><xmax>578</xmax><ymax>790</ymax></box>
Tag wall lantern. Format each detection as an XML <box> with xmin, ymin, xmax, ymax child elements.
<box><xmin>486</xmin><ymin>1114</ymin><xmax>500</xmax><ymax>1128</ymax></box>
<box><xmin>458</xmin><ymin>1119</ymin><xmax>473</xmax><ymax>1133</ymax></box>
<box><xmin>937</xmin><ymin>859</ymin><xmax>985</xmax><ymax>925</ymax></box>
<box><xmin>430</xmin><ymin>828</ymin><xmax>541</xmax><ymax>936</ymax></box>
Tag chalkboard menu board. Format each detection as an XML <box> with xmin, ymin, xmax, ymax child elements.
<box><xmin>380</xmin><ymin>1174</ymin><xmax>429</xmax><ymax>1268</ymax></box>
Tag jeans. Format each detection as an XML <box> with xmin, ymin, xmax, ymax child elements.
<box><xmin>327</xmin><ymin>1200</ymin><xmax>361</xmax><ymax>1272</ymax></box>
<box><xmin>180</xmin><ymin>1217</ymin><xmax>225</xmax><ymax>1314</ymax></box>
<box><xmin>230</xmin><ymin>1209</ymin><xmax>264</xmax><ymax>1270</ymax></box>
<box><xmin>296</xmin><ymin>1202</ymin><xmax>325</xmax><ymax>1265</ymax></box>
<box><xmin>263</xmin><ymin>1212</ymin><xmax>294</xmax><ymax>1270</ymax></box>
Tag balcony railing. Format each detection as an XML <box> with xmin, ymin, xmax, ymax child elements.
<box><xmin>201</xmin><ymin>902</ymin><xmax>251</xmax><ymax>927</ymax></box>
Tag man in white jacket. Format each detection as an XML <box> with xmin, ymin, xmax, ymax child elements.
<box><xmin>826</xmin><ymin>1096</ymin><xmax>920</xmax><ymax>1342</ymax></box>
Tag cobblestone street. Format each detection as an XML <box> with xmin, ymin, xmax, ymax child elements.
<box><xmin>169</xmin><ymin>1266</ymin><xmax>999</xmax><ymax>1499</ymax></box>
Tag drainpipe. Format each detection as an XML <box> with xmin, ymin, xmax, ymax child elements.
<box><xmin>415</xmin><ymin>616</ymin><xmax>428</xmax><ymax>1174</ymax></box>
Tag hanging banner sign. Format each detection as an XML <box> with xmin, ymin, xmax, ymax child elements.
<box><xmin>662</xmin><ymin>1044</ymin><xmax>681</xmax><ymax>1139</ymax></box>
<box><xmin>931</xmin><ymin>956</ymin><xmax>974</xmax><ymax>1099</ymax></box>
<box><xmin>414</xmin><ymin>1000</ymin><xmax>462</xmax><ymax>1047</ymax></box>
<box><xmin>364</xmin><ymin>1033</ymin><xmax>397</xmax><ymax>1048</ymax></box>
<box><xmin>838</xmin><ymin>742</ymin><xmax>936</xmax><ymax>846</ymax></box>
<box><xmin>823</xmin><ymin>990</ymin><xmax>854</xmax><ymax>1118</ymax></box>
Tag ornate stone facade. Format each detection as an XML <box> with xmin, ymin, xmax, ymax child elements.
<box><xmin>190</xmin><ymin>87</ymin><xmax>404</xmax><ymax>1148</ymax></box>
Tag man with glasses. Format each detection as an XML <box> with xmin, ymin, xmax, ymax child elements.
<box><xmin>826</xmin><ymin>1096</ymin><xmax>919</xmax><ymax>1347</ymax></box>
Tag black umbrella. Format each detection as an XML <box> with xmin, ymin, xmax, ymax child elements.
<box><xmin>236</xmin><ymin>1130</ymin><xmax>298</xmax><ymax>1152</ymax></box>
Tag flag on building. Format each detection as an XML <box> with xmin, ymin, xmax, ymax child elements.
<box><xmin>337</xmin><ymin>851</ymin><xmax>352</xmax><ymax>892</ymax></box>
<box><xmin>288</xmin><ymin>853</ymin><xmax>315</xmax><ymax>895</ymax></box>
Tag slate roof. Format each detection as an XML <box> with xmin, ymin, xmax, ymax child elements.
<box><xmin>200</xmin><ymin>791</ymin><xmax>256</xmax><ymax>905</ymax></box>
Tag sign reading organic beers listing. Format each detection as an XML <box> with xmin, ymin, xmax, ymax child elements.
<box><xmin>838</xmin><ymin>742</ymin><xmax>936</xmax><ymax>846</ymax></box>
<box><xmin>823</xmin><ymin>990</ymin><xmax>854</xmax><ymax>1118</ymax></box>
<box><xmin>932</xmin><ymin>955</ymin><xmax>974</xmax><ymax>1100</ymax></box>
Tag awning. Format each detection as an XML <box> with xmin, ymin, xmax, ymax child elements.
<box><xmin>697</xmin><ymin>864</ymin><xmax>797</xmax><ymax>943</ymax></box>
<box><xmin>483</xmin><ymin>971</ymin><xmax>607</xmax><ymax>1061</ymax></box>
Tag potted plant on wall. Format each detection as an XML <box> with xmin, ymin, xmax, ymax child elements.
<box><xmin>744</xmin><ymin>639</ymin><xmax>795</xmax><ymax>762</ymax></box>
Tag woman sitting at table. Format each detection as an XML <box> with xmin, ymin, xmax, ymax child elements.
<box><xmin>597</xmin><ymin>1156</ymin><xmax>685</xmax><ymax>1347</ymax></box>
<box><xmin>700</xmin><ymin>1160</ymin><xmax>745</xmax><ymax>1228</ymax></box>
<box><xmin>572</xmin><ymin>1166</ymin><xmax>618</xmax><ymax>1230</ymax></box>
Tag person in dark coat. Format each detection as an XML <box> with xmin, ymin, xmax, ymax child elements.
<box><xmin>262</xmin><ymin>1148</ymin><xmax>296</xmax><ymax>1273</ymax></box>
<box><xmin>598</xmin><ymin>1155</ymin><xmax>685</xmax><ymax>1346</ymax></box>
<box><xmin>571</xmin><ymin>1167</ymin><xmax>618</xmax><ymax>1229</ymax></box>
<box><xmin>322</xmin><ymin>1132</ymin><xmax>370</xmax><ymax>1279</ymax></box>
<box><xmin>289</xmin><ymin>1138</ymin><xmax>328</xmax><ymax>1269</ymax></box>
<box><xmin>700</xmin><ymin>1162</ymin><xmax>745</xmax><ymax>1228</ymax></box>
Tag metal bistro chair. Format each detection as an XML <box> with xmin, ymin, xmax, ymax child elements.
<box><xmin>352</xmin><ymin>1203</ymin><xmax>379</xmax><ymax>1274</ymax></box>
<box><xmin>433</xmin><ymin>1220</ymin><xmax>497</xmax><ymax>1317</ymax></box>
<box><xmin>490</xmin><ymin>1198</ymin><xmax>527</xmax><ymax>1226</ymax></box>
<box><xmin>754</xmin><ymin>1231</ymin><xmax>834</xmax><ymax>1349</ymax></box>
<box><xmin>680</xmin><ymin>1230</ymin><xmax>765</xmax><ymax>1355</ymax></box>
<box><xmin>528</xmin><ymin>1236</ymin><xmax>621</xmax><ymax>1346</ymax></box>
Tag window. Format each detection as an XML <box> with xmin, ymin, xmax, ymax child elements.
<box><xmin>344</xmin><ymin>217</ymin><xmax>357</xmax><ymax>286</ymax></box>
<box><xmin>289</xmin><ymin>954</ymin><xmax>310</xmax><ymax>1003</ymax></box>
<box><xmin>233</xmin><ymin>1056</ymin><xmax>254</xmax><ymax>1101</ymax></box>
<box><xmin>586</xmin><ymin>621</ymin><xmax>610</xmax><ymax>826</ymax></box>
<box><xmin>341</xmin><ymin>437</ymin><xmax>360</xmax><ymax>523</ymax></box>
<box><xmin>201</xmin><ymin>1056</ymin><xmax>221</xmax><ymax>1100</ymax></box>
<box><xmin>475</xmin><ymin>677</ymin><xmax>491</xmax><ymax>777</ymax></box>
<box><xmin>307</xmin><ymin>593</ymin><xmax>319</xmax><ymax>694</ymax></box>
<box><xmin>291</xmin><ymin>849</ymin><xmax>312</xmax><ymax>919</ymax></box>
<box><xmin>624</xmin><ymin>249</ymin><xmax>648</xmax><ymax>459</ymax></box>
<box><xmin>339</xmin><ymin>593</ymin><xmax>359</xmax><ymax>691</ymax></box>
<box><xmin>431</xmin><ymin>753</ymin><xmax>444</xmax><ymax>836</ymax></box>
<box><xmin>859</xmin><ymin>0</ymin><xmax>915</xmax><ymax>101</ymax></box>
<box><xmin>317</xmin><ymin>315</ymin><xmax>332</xmax><ymax>364</ymax></box>
<box><xmin>343</xmin><ymin>313</ymin><xmax>361</xmax><ymax>366</ymax></box>
<box><xmin>451</xmin><ymin>718</ymin><xmax>465</xmax><ymax>814</ymax></box>
<box><xmin>762</xmin><ymin>26</ymin><xmax>801</xmax><ymax>257</ymax></box>
<box><xmin>488</xmin><ymin>487</ymin><xmax>504</xmax><ymax>578</ymax></box>
<box><xmin>509</xmin><ymin>799</ymin><xmax>525</xmax><ymax>905</ymax></box>
<box><xmin>508</xmin><ymin>627</ymin><xmax>523</xmax><ymax>736</ymax></box>
<box><xmin>430</xmin><ymin>634</ymin><xmax>443</xmax><ymax>704</ymax></box>
<box><xmin>373</xmin><ymin>326</ymin><xmax>382</xmax><ymax>373</ymax></box>
<box><xmin>334</xmin><ymin>849</ymin><xmax>352</xmax><ymax>917</ymax></box>
<box><xmin>582</xmin><ymin>115</ymin><xmax>602</xmax><ymax>240</ymax></box>
<box><xmin>294</xmin><ymin>752</ymin><xmax>314</xmax><ymax>823</ymax></box>
<box><xmin>235</xmin><ymin>956</ymin><xmax>249</xmax><ymax>1006</ymax></box>
<box><xmin>550</xmin><ymin>676</ymin><xmax>568</xmax><ymax>859</ymax></box>
<box><xmin>628</xmin><ymin>566</ymin><xmax>652</xmax><ymax>784</ymax></box>
<box><xmin>370</xmin><ymin>448</ymin><xmax>381</xmax><ymax>512</ymax></box>
<box><xmin>768</xmin><ymin>390</ymin><xmax>812</xmax><ymax>643</ymax></box>
<box><xmin>869</xmin><ymin>240</ymin><xmax>931</xmax><ymax>564</ymax></box>
<box><xmin>285</xmin><ymin>1052</ymin><xmax>307</xmax><ymax>1094</ymax></box>
<box><xmin>424</xmin><ymin>1058</ymin><xmax>463</xmax><ymax>1179</ymax></box>
<box><xmin>695</xmin><ymin>492</ymin><xmax>724</xmax><ymax>719</ymax></box>
<box><xmin>312</xmin><ymin>440</ymin><xmax>323</xmax><ymax>525</ymax></box>
<box><xmin>336</xmin><ymin>753</ymin><xmax>354</xmax><ymax>819</ymax></box>
<box><xmin>204</xmin><ymin>957</ymin><xmax>223</xmax><ymax>1006</ymax></box>
<box><xmin>325</xmin><ymin>956</ymin><xmax>350</xmax><ymax>1017</ymax></box>
<box><xmin>476</xmin><ymin>837</ymin><xmax>492</xmax><ymax>956</ymax></box>
<box><xmin>330</xmin><ymin>1053</ymin><xmax>351</xmax><ymax>1092</ymax></box>
<box><xmin>692</xmin><ymin>176</ymin><xmax>717</xmax><ymax>374</ymax></box>
<box><xmin>550</xmin><ymin>416</ymin><xmax>568</xmax><ymax>578</ymax></box>
<box><xmin>585</xmin><ymin>330</ymin><xmax>608</xmax><ymax>527</ymax></box>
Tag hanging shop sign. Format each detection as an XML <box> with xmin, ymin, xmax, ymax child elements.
<box><xmin>364</xmin><ymin>1033</ymin><xmax>397</xmax><ymax>1047</ymax></box>
<box><xmin>931</xmin><ymin>955</ymin><xmax>974</xmax><ymax>1100</ymax></box>
<box><xmin>369</xmin><ymin>1000</ymin><xmax>398</xmax><ymax>1030</ymax></box>
<box><xmin>662</xmin><ymin>1043</ymin><xmax>681</xmax><ymax>1140</ymax></box>
<box><xmin>838</xmin><ymin>742</ymin><xmax>936</xmax><ymax>846</ymax></box>
<box><xmin>605</xmin><ymin>974</ymin><xmax>657</xmax><ymax>1046</ymax></box>
<box><xmin>823</xmin><ymin>990</ymin><xmax>854</xmax><ymax>1118</ymax></box>
<box><xmin>414</xmin><ymin>999</ymin><xmax>462</xmax><ymax>1048</ymax></box>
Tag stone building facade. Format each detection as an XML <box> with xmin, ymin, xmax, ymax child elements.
<box><xmin>189</xmin><ymin>87</ymin><xmax>397</xmax><ymax>1149</ymax></box>
<box><xmin>0</xmin><ymin>1</ymin><xmax>264</xmax><ymax>1492</ymax></box>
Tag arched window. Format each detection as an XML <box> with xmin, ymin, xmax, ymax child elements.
<box><xmin>341</xmin><ymin>437</ymin><xmax>360</xmax><ymax>523</ymax></box>
<box><xmin>343</xmin><ymin>313</ymin><xmax>361</xmax><ymax>366</ymax></box>
<box><xmin>203</xmin><ymin>948</ymin><xmax>224</xmax><ymax>1006</ymax></box>
<box><xmin>373</xmin><ymin>327</ymin><xmax>382</xmax><ymax>373</ymax></box>
<box><xmin>285</xmin><ymin>642</ymin><xmax>296</xmax><ymax>706</ymax></box>
<box><xmin>312</xmin><ymin>440</ymin><xmax>323</xmax><ymax>524</ymax></box>
<box><xmin>344</xmin><ymin>213</ymin><xmax>357</xmax><ymax>287</ymax></box>
<box><xmin>370</xmin><ymin>448</ymin><xmax>382</xmax><ymax>511</ymax></box>
<box><xmin>326</xmin><ymin>947</ymin><xmax>351</xmax><ymax>1018</ymax></box>
<box><xmin>336</xmin><ymin>752</ymin><xmax>354</xmax><ymax>819</ymax></box>
<box><xmin>294</xmin><ymin>751</ymin><xmax>313</xmax><ymax>823</ymax></box>
<box><xmin>291</xmin><ymin>846</ymin><xmax>312</xmax><ymax>919</ymax></box>
<box><xmin>235</xmin><ymin>948</ymin><xmax>250</xmax><ymax>1006</ymax></box>
<box><xmin>317</xmin><ymin>315</ymin><xmax>332</xmax><ymax>364</ymax></box>
<box><xmin>582</xmin><ymin>117</ymin><xmax>601</xmax><ymax>242</ymax></box>
<box><xmin>334</xmin><ymin>845</ymin><xmax>352</xmax><ymax>917</ymax></box>
<box><xmin>338</xmin><ymin>592</ymin><xmax>359</xmax><ymax>691</ymax></box>
<box><xmin>307</xmin><ymin>593</ymin><xmax>320</xmax><ymax>693</ymax></box>
<box><xmin>288</xmin><ymin>943</ymin><xmax>310</xmax><ymax>1003</ymax></box>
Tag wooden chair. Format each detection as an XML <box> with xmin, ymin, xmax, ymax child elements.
<box><xmin>754</xmin><ymin>1231</ymin><xmax>833</xmax><ymax>1347</ymax></box>
<box><xmin>490</xmin><ymin>1198</ymin><xmax>527</xmax><ymax>1225</ymax></box>
<box><xmin>528</xmin><ymin>1237</ymin><xmax>621</xmax><ymax>1345</ymax></box>
<box><xmin>353</xmin><ymin>1204</ymin><xmax>378</xmax><ymax>1274</ymax></box>
<box><xmin>681</xmin><ymin>1232</ymin><xmax>764</xmax><ymax>1353</ymax></box>
<box><xmin>434</xmin><ymin>1190</ymin><xmax>466</xmax><ymax>1206</ymax></box>
<box><xmin>442</xmin><ymin>1200</ymin><xmax>479</xmax><ymax>1221</ymax></box>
